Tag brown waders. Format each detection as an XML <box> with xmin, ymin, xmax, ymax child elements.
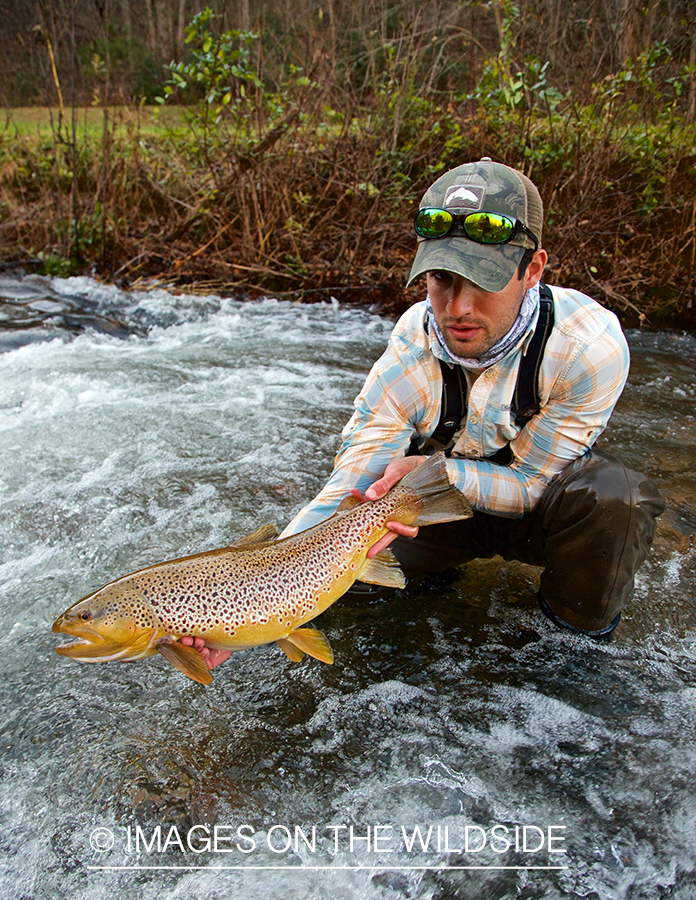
<box><xmin>386</xmin><ymin>448</ymin><xmax>665</xmax><ymax>636</ymax></box>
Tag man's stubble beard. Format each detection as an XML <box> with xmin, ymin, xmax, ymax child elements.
<box><xmin>435</xmin><ymin>282</ymin><xmax>526</xmax><ymax>361</ymax></box>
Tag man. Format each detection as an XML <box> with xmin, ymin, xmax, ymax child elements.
<box><xmin>187</xmin><ymin>157</ymin><xmax>664</xmax><ymax>670</ymax></box>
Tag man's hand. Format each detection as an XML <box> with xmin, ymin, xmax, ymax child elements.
<box><xmin>178</xmin><ymin>635</ymin><xmax>231</xmax><ymax>671</ymax></box>
<box><xmin>367</xmin><ymin>520</ymin><xmax>418</xmax><ymax>558</ymax></box>
<box><xmin>359</xmin><ymin>456</ymin><xmax>426</xmax><ymax>558</ymax></box>
<box><xmin>364</xmin><ymin>455</ymin><xmax>427</xmax><ymax>501</ymax></box>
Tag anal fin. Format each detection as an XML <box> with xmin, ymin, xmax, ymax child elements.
<box><xmin>285</xmin><ymin>628</ymin><xmax>334</xmax><ymax>664</ymax></box>
<box><xmin>359</xmin><ymin>549</ymin><xmax>406</xmax><ymax>589</ymax></box>
<box><xmin>277</xmin><ymin>638</ymin><xmax>305</xmax><ymax>662</ymax></box>
<box><xmin>155</xmin><ymin>638</ymin><xmax>213</xmax><ymax>686</ymax></box>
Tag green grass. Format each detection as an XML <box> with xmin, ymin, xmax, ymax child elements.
<box><xmin>1</xmin><ymin>106</ymin><xmax>185</xmax><ymax>139</ymax></box>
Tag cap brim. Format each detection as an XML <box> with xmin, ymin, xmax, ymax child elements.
<box><xmin>407</xmin><ymin>237</ymin><xmax>526</xmax><ymax>292</ymax></box>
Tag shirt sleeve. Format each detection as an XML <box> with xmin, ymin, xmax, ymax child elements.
<box><xmin>280</xmin><ymin>330</ymin><xmax>440</xmax><ymax>536</ymax></box>
<box><xmin>445</xmin><ymin>318</ymin><xmax>630</xmax><ymax>517</ymax></box>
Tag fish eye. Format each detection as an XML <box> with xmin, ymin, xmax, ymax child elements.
<box><xmin>79</xmin><ymin>611</ymin><xmax>91</xmax><ymax>622</ymax></box>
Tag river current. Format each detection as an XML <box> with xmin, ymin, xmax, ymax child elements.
<box><xmin>0</xmin><ymin>275</ymin><xmax>694</xmax><ymax>900</ymax></box>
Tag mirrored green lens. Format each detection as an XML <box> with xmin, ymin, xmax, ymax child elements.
<box><xmin>415</xmin><ymin>208</ymin><xmax>453</xmax><ymax>238</ymax></box>
<box><xmin>463</xmin><ymin>212</ymin><xmax>514</xmax><ymax>244</ymax></box>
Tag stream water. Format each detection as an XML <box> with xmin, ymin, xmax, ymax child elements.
<box><xmin>0</xmin><ymin>275</ymin><xmax>694</xmax><ymax>900</ymax></box>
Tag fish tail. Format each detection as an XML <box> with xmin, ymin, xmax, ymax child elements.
<box><xmin>398</xmin><ymin>452</ymin><xmax>472</xmax><ymax>526</ymax></box>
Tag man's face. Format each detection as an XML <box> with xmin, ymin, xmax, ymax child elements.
<box><xmin>426</xmin><ymin>251</ymin><xmax>547</xmax><ymax>361</ymax></box>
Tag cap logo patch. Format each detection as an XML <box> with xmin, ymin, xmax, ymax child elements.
<box><xmin>444</xmin><ymin>184</ymin><xmax>484</xmax><ymax>210</ymax></box>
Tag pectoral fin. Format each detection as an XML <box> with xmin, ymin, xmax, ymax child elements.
<box><xmin>276</xmin><ymin>638</ymin><xmax>305</xmax><ymax>662</ymax></box>
<box><xmin>285</xmin><ymin>628</ymin><xmax>334</xmax><ymax>664</ymax></box>
<box><xmin>359</xmin><ymin>549</ymin><xmax>406</xmax><ymax>589</ymax></box>
<box><xmin>155</xmin><ymin>638</ymin><xmax>213</xmax><ymax>685</ymax></box>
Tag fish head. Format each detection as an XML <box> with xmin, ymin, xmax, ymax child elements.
<box><xmin>52</xmin><ymin>582</ymin><xmax>159</xmax><ymax>662</ymax></box>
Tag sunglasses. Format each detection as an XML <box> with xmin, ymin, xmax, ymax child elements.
<box><xmin>414</xmin><ymin>207</ymin><xmax>539</xmax><ymax>252</ymax></box>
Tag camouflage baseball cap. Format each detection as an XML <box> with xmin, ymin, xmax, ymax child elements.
<box><xmin>407</xmin><ymin>158</ymin><xmax>544</xmax><ymax>292</ymax></box>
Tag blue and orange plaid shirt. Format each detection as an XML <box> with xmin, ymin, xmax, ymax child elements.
<box><xmin>282</xmin><ymin>285</ymin><xmax>629</xmax><ymax>535</ymax></box>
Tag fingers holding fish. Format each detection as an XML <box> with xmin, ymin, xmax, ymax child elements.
<box><xmin>367</xmin><ymin>521</ymin><xmax>419</xmax><ymax>559</ymax></box>
<box><xmin>345</xmin><ymin>485</ymin><xmax>419</xmax><ymax>559</ymax></box>
<box><xmin>364</xmin><ymin>456</ymin><xmax>427</xmax><ymax>501</ymax></box>
<box><xmin>179</xmin><ymin>635</ymin><xmax>232</xmax><ymax>671</ymax></box>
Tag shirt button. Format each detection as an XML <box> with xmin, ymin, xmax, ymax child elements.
<box><xmin>469</xmin><ymin>414</ymin><xmax>479</xmax><ymax>425</ymax></box>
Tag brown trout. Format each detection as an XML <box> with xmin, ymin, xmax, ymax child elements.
<box><xmin>52</xmin><ymin>452</ymin><xmax>471</xmax><ymax>685</ymax></box>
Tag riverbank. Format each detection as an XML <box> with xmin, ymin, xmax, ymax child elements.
<box><xmin>2</xmin><ymin>73</ymin><xmax>695</xmax><ymax>328</ymax></box>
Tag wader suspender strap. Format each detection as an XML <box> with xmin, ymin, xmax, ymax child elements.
<box><xmin>512</xmin><ymin>284</ymin><xmax>555</xmax><ymax>427</ymax></box>
<box><xmin>408</xmin><ymin>284</ymin><xmax>555</xmax><ymax>459</ymax></box>
<box><xmin>428</xmin><ymin>358</ymin><xmax>467</xmax><ymax>448</ymax></box>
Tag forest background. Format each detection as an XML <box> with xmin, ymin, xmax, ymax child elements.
<box><xmin>1</xmin><ymin>0</ymin><xmax>695</xmax><ymax>326</ymax></box>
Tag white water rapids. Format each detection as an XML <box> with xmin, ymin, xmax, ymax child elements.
<box><xmin>0</xmin><ymin>275</ymin><xmax>694</xmax><ymax>900</ymax></box>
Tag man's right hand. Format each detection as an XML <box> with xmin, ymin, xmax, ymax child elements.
<box><xmin>364</xmin><ymin>455</ymin><xmax>427</xmax><ymax>501</ymax></box>
<box><xmin>178</xmin><ymin>635</ymin><xmax>232</xmax><ymax>671</ymax></box>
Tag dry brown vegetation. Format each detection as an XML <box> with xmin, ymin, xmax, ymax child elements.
<box><xmin>1</xmin><ymin>1</ymin><xmax>695</xmax><ymax>326</ymax></box>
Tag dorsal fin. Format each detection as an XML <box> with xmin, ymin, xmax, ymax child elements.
<box><xmin>227</xmin><ymin>523</ymin><xmax>279</xmax><ymax>550</ymax></box>
<box><xmin>336</xmin><ymin>494</ymin><xmax>363</xmax><ymax>512</ymax></box>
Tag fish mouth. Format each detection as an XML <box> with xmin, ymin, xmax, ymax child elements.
<box><xmin>53</xmin><ymin>630</ymin><xmax>114</xmax><ymax>659</ymax></box>
<box><xmin>52</xmin><ymin>615</ymin><xmax>149</xmax><ymax>661</ymax></box>
<box><xmin>52</xmin><ymin>616</ymin><xmax>106</xmax><ymax>650</ymax></box>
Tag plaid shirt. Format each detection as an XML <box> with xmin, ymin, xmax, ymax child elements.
<box><xmin>282</xmin><ymin>285</ymin><xmax>629</xmax><ymax>535</ymax></box>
